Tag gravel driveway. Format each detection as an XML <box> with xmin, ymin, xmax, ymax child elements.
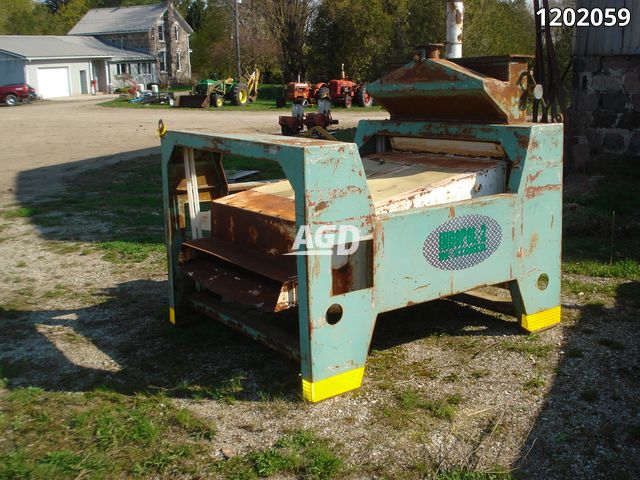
<box><xmin>0</xmin><ymin>96</ymin><xmax>388</xmax><ymax>203</ymax></box>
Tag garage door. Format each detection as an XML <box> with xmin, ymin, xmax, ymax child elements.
<box><xmin>36</xmin><ymin>67</ymin><xmax>70</xmax><ymax>98</ymax></box>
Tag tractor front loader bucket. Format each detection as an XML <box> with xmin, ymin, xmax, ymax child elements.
<box><xmin>177</xmin><ymin>94</ymin><xmax>210</xmax><ymax>108</ymax></box>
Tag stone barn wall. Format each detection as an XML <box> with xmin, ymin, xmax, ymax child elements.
<box><xmin>572</xmin><ymin>55</ymin><xmax>640</xmax><ymax>165</ymax></box>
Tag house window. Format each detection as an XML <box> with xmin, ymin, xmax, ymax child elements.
<box><xmin>158</xmin><ymin>24</ymin><xmax>164</xmax><ymax>42</ymax></box>
<box><xmin>158</xmin><ymin>50</ymin><xmax>166</xmax><ymax>72</ymax></box>
<box><xmin>116</xmin><ymin>63</ymin><xmax>128</xmax><ymax>75</ymax></box>
<box><xmin>176</xmin><ymin>52</ymin><xmax>181</xmax><ymax>72</ymax></box>
<box><xmin>138</xmin><ymin>63</ymin><xmax>150</xmax><ymax>75</ymax></box>
<box><xmin>174</xmin><ymin>25</ymin><xmax>179</xmax><ymax>41</ymax></box>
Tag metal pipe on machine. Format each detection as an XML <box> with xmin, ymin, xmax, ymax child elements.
<box><xmin>446</xmin><ymin>0</ymin><xmax>464</xmax><ymax>59</ymax></box>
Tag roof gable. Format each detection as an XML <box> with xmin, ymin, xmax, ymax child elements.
<box><xmin>68</xmin><ymin>3</ymin><xmax>193</xmax><ymax>36</ymax></box>
<box><xmin>0</xmin><ymin>35</ymin><xmax>155</xmax><ymax>61</ymax></box>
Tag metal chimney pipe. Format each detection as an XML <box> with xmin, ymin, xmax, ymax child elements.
<box><xmin>445</xmin><ymin>1</ymin><xmax>464</xmax><ymax>59</ymax></box>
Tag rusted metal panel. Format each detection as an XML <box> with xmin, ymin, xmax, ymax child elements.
<box><xmin>182</xmin><ymin>237</ymin><xmax>296</xmax><ymax>283</ymax></box>
<box><xmin>189</xmin><ymin>292</ymin><xmax>301</xmax><ymax>359</ymax></box>
<box><xmin>209</xmin><ymin>193</ymin><xmax>296</xmax><ymax>257</ymax></box>
<box><xmin>367</xmin><ymin>55</ymin><xmax>530</xmax><ymax>123</ymax></box>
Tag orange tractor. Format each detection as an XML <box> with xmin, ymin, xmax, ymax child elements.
<box><xmin>283</xmin><ymin>81</ymin><xmax>327</xmax><ymax>106</ymax></box>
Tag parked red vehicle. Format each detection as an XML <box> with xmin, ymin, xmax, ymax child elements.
<box><xmin>0</xmin><ymin>84</ymin><xmax>31</xmax><ymax>106</ymax></box>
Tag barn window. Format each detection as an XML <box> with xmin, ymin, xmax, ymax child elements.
<box><xmin>176</xmin><ymin>52</ymin><xmax>181</xmax><ymax>72</ymax></box>
<box><xmin>158</xmin><ymin>24</ymin><xmax>164</xmax><ymax>42</ymax></box>
<box><xmin>174</xmin><ymin>25</ymin><xmax>179</xmax><ymax>41</ymax></box>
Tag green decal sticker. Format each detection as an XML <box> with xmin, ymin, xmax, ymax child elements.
<box><xmin>424</xmin><ymin>215</ymin><xmax>501</xmax><ymax>270</ymax></box>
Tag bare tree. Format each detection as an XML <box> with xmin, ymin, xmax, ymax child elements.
<box><xmin>257</xmin><ymin>0</ymin><xmax>317</xmax><ymax>82</ymax></box>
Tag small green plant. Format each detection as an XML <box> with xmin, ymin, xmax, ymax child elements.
<box><xmin>444</xmin><ymin>373</ymin><xmax>460</xmax><ymax>383</ymax></box>
<box><xmin>218</xmin><ymin>430</ymin><xmax>342</xmax><ymax>480</ymax></box>
<box><xmin>628</xmin><ymin>425</ymin><xmax>640</xmax><ymax>443</ymax></box>
<box><xmin>598</xmin><ymin>338</ymin><xmax>624</xmax><ymax>351</ymax></box>
<box><xmin>250</xmin><ymin>449</ymin><xmax>292</xmax><ymax>476</ymax></box>
<box><xmin>2</xmin><ymin>207</ymin><xmax>38</xmax><ymax>218</ymax></box>
<box><xmin>566</xmin><ymin>347</ymin><xmax>584</xmax><ymax>358</ymax></box>
<box><xmin>580</xmin><ymin>388</ymin><xmax>599</xmax><ymax>402</ymax></box>
<box><xmin>436</xmin><ymin>469</ymin><xmax>513</xmax><ymax>479</ymax></box>
<box><xmin>502</xmin><ymin>335</ymin><xmax>552</xmax><ymax>358</ymax></box>
<box><xmin>97</xmin><ymin>241</ymin><xmax>164</xmax><ymax>263</ymax></box>
<box><xmin>555</xmin><ymin>432</ymin><xmax>572</xmax><ymax>443</ymax></box>
<box><xmin>396</xmin><ymin>389</ymin><xmax>461</xmax><ymax>420</ymax></box>
<box><xmin>471</xmin><ymin>369</ymin><xmax>491</xmax><ymax>379</ymax></box>
<box><xmin>523</xmin><ymin>376</ymin><xmax>545</xmax><ymax>391</ymax></box>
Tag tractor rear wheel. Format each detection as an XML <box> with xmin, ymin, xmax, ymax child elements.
<box><xmin>212</xmin><ymin>94</ymin><xmax>224</xmax><ymax>108</ymax></box>
<box><xmin>344</xmin><ymin>94</ymin><xmax>352</xmax><ymax>108</ymax></box>
<box><xmin>281</xmin><ymin>124</ymin><xmax>295</xmax><ymax>136</ymax></box>
<box><xmin>355</xmin><ymin>86</ymin><xmax>373</xmax><ymax>107</ymax></box>
<box><xmin>231</xmin><ymin>83</ymin><xmax>249</xmax><ymax>106</ymax></box>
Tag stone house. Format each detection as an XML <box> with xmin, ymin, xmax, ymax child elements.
<box><xmin>68</xmin><ymin>0</ymin><xmax>193</xmax><ymax>87</ymax></box>
<box><xmin>572</xmin><ymin>0</ymin><xmax>640</xmax><ymax>163</ymax></box>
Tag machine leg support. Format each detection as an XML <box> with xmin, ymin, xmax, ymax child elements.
<box><xmin>302</xmin><ymin>367</ymin><xmax>365</xmax><ymax>403</ymax></box>
<box><xmin>169</xmin><ymin>307</ymin><xmax>176</xmax><ymax>325</ymax></box>
<box><xmin>520</xmin><ymin>306</ymin><xmax>561</xmax><ymax>332</ymax></box>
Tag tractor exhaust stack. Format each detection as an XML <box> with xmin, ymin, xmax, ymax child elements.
<box><xmin>446</xmin><ymin>1</ymin><xmax>464</xmax><ymax>59</ymax></box>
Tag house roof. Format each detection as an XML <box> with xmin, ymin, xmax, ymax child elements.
<box><xmin>68</xmin><ymin>3</ymin><xmax>194</xmax><ymax>36</ymax></box>
<box><xmin>0</xmin><ymin>36</ymin><xmax>155</xmax><ymax>61</ymax></box>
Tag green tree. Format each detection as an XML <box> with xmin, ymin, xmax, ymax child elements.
<box><xmin>189</xmin><ymin>2</ymin><xmax>230</xmax><ymax>79</ymax></box>
<box><xmin>307</xmin><ymin>0</ymin><xmax>446</xmax><ymax>82</ymax></box>
<box><xmin>258</xmin><ymin>0</ymin><xmax>316</xmax><ymax>82</ymax></box>
<box><xmin>0</xmin><ymin>0</ymin><xmax>57</xmax><ymax>35</ymax></box>
<box><xmin>307</xmin><ymin>0</ymin><xmax>394</xmax><ymax>82</ymax></box>
<box><xmin>186</xmin><ymin>0</ymin><xmax>207</xmax><ymax>32</ymax></box>
<box><xmin>463</xmin><ymin>0</ymin><xmax>535</xmax><ymax>57</ymax></box>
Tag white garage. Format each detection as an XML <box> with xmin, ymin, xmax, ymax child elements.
<box><xmin>0</xmin><ymin>36</ymin><xmax>156</xmax><ymax>97</ymax></box>
<box><xmin>36</xmin><ymin>67</ymin><xmax>71</xmax><ymax>99</ymax></box>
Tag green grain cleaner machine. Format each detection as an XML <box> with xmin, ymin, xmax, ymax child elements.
<box><xmin>160</xmin><ymin>49</ymin><xmax>563</xmax><ymax>402</ymax></box>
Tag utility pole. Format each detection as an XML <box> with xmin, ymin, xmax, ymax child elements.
<box><xmin>233</xmin><ymin>0</ymin><xmax>241</xmax><ymax>79</ymax></box>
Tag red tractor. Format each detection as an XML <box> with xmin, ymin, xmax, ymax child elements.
<box><xmin>324</xmin><ymin>64</ymin><xmax>373</xmax><ymax>108</ymax></box>
<box><xmin>284</xmin><ymin>81</ymin><xmax>327</xmax><ymax>106</ymax></box>
<box><xmin>282</xmin><ymin>65</ymin><xmax>373</xmax><ymax>108</ymax></box>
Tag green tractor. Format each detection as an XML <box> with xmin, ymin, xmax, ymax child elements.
<box><xmin>178</xmin><ymin>69</ymin><xmax>259</xmax><ymax>108</ymax></box>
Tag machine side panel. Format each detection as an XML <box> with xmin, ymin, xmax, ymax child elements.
<box><xmin>374</xmin><ymin>194</ymin><xmax>516</xmax><ymax>313</ymax></box>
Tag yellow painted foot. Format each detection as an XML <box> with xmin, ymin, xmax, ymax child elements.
<box><xmin>169</xmin><ymin>307</ymin><xmax>176</xmax><ymax>325</ymax></box>
<box><xmin>302</xmin><ymin>367</ymin><xmax>365</xmax><ymax>402</ymax></box>
<box><xmin>521</xmin><ymin>306</ymin><xmax>561</xmax><ymax>332</ymax></box>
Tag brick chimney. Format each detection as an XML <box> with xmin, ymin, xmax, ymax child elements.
<box><xmin>163</xmin><ymin>0</ymin><xmax>175</xmax><ymax>85</ymax></box>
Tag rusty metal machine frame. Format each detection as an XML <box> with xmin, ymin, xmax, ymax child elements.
<box><xmin>161</xmin><ymin>53</ymin><xmax>563</xmax><ymax>403</ymax></box>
